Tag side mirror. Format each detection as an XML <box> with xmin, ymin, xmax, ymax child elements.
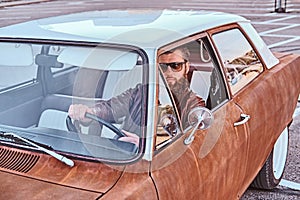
<box><xmin>184</xmin><ymin>107</ymin><xmax>213</xmax><ymax>145</ymax></box>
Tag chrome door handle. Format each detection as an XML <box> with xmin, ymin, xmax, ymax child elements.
<box><xmin>234</xmin><ymin>114</ymin><xmax>250</xmax><ymax>126</ymax></box>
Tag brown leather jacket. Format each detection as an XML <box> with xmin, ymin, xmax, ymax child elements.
<box><xmin>170</xmin><ymin>78</ymin><xmax>206</xmax><ymax>129</ymax></box>
<box><xmin>93</xmin><ymin>79</ymin><xmax>205</xmax><ymax>135</ymax></box>
<box><xmin>93</xmin><ymin>84</ymin><xmax>145</xmax><ymax>136</ymax></box>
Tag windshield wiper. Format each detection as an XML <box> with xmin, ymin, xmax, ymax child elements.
<box><xmin>2</xmin><ymin>132</ymin><xmax>74</xmax><ymax>167</ymax></box>
<box><xmin>0</xmin><ymin>131</ymin><xmax>52</xmax><ymax>149</ymax></box>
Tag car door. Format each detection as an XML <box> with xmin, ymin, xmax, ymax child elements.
<box><xmin>210</xmin><ymin>24</ymin><xmax>298</xmax><ymax>187</ymax></box>
<box><xmin>187</xmin><ymin>36</ymin><xmax>250</xmax><ymax>199</ymax></box>
<box><xmin>151</xmin><ymin>72</ymin><xmax>203</xmax><ymax>199</ymax></box>
<box><xmin>150</xmin><ymin>36</ymin><xmax>250</xmax><ymax>199</ymax></box>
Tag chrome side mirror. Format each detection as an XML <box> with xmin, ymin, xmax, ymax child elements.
<box><xmin>184</xmin><ymin>107</ymin><xmax>214</xmax><ymax>145</ymax></box>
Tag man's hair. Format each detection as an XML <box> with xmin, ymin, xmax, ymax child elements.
<box><xmin>160</xmin><ymin>47</ymin><xmax>190</xmax><ymax>62</ymax></box>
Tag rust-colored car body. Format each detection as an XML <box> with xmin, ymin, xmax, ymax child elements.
<box><xmin>0</xmin><ymin>9</ymin><xmax>299</xmax><ymax>199</ymax></box>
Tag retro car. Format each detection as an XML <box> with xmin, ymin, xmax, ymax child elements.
<box><xmin>0</xmin><ymin>9</ymin><xmax>299</xmax><ymax>199</ymax></box>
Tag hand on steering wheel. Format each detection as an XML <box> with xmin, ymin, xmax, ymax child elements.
<box><xmin>66</xmin><ymin>113</ymin><xmax>126</xmax><ymax>137</ymax></box>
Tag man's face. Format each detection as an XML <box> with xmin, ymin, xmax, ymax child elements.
<box><xmin>158</xmin><ymin>50</ymin><xmax>190</xmax><ymax>86</ymax></box>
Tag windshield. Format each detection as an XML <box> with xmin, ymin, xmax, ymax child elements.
<box><xmin>0</xmin><ymin>41</ymin><xmax>147</xmax><ymax>163</ymax></box>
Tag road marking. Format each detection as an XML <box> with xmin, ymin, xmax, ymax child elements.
<box><xmin>267</xmin><ymin>36</ymin><xmax>300</xmax><ymax>49</ymax></box>
<box><xmin>262</xmin><ymin>15</ymin><xmax>297</xmax><ymax>24</ymax></box>
<box><xmin>259</xmin><ymin>24</ymin><xmax>300</xmax><ymax>35</ymax></box>
<box><xmin>171</xmin><ymin>5</ymin><xmax>274</xmax><ymax>11</ymax></box>
<box><xmin>279</xmin><ymin>179</ymin><xmax>300</xmax><ymax>191</ymax></box>
<box><xmin>0</xmin><ymin>16</ymin><xmax>31</xmax><ymax>20</ymax></box>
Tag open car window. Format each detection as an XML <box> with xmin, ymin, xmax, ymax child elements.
<box><xmin>0</xmin><ymin>41</ymin><xmax>147</xmax><ymax>163</ymax></box>
<box><xmin>156</xmin><ymin>74</ymin><xmax>181</xmax><ymax>149</ymax></box>
<box><xmin>155</xmin><ymin>37</ymin><xmax>228</xmax><ymax>150</ymax></box>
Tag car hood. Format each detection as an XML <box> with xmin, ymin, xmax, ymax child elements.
<box><xmin>0</xmin><ymin>170</ymin><xmax>102</xmax><ymax>199</ymax></box>
<box><xmin>0</xmin><ymin>146</ymin><xmax>125</xmax><ymax>198</ymax></box>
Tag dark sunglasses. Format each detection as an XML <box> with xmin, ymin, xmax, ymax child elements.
<box><xmin>159</xmin><ymin>62</ymin><xmax>186</xmax><ymax>72</ymax></box>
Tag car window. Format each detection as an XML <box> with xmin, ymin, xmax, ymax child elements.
<box><xmin>0</xmin><ymin>42</ymin><xmax>38</xmax><ymax>91</ymax></box>
<box><xmin>188</xmin><ymin>38</ymin><xmax>228</xmax><ymax>109</ymax></box>
<box><xmin>212</xmin><ymin>28</ymin><xmax>264</xmax><ymax>94</ymax></box>
<box><xmin>155</xmin><ymin>37</ymin><xmax>228</xmax><ymax>149</ymax></box>
<box><xmin>0</xmin><ymin>41</ymin><xmax>147</xmax><ymax>163</ymax></box>
<box><xmin>156</xmin><ymin>74</ymin><xmax>181</xmax><ymax>148</ymax></box>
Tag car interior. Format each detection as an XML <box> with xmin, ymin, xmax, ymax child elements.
<box><xmin>0</xmin><ymin>43</ymin><xmax>143</xmax><ymax>159</ymax></box>
<box><xmin>0</xmin><ymin>40</ymin><xmax>229</xmax><ymax>159</ymax></box>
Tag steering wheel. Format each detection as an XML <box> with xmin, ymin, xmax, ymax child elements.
<box><xmin>66</xmin><ymin>113</ymin><xmax>126</xmax><ymax>137</ymax></box>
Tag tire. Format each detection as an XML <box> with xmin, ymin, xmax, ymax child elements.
<box><xmin>251</xmin><ymin>127</ymin><xmax>289</xmax><ymax>189</ymax></box>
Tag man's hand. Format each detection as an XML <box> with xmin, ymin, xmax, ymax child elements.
<box><xmin>68</xmin><ymin>104</ymin><xmax>94</xmax><ymax>123</ymax></box>
<box><xmin>160</xmin><ymin>114</ymin><xmax>177</xmax><ymax>136</ymax></box>
<box><xmin>118</xmin><ymin>130</ymin><xmax>139</xmax><ymax>146</ymax></box>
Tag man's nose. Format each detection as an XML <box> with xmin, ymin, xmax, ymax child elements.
<box><xmin>165</xmin><ymin>65</ymin><xmax>173</xmax><ymax>73</ymax></box>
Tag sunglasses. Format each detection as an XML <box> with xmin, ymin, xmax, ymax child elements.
<box><xmin>159</xmin><ymin>62</ymin><xmax>186</xmax><ymax>72</ymax></box>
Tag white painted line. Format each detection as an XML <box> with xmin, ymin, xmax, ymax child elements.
<box><xmin>261</xmin><ymin>15</ymin><xmax>297</xmax><ymax>24</ymax></box>
<box><xmin>267</xmin><ymin>37</ymin><xmax>300</xmax><ymax>49</ymax></box>
<box><xmin>171</xmin><ymin>5</ymin><xmax>274</xmax><ymax>11</ymax></box>
<box><xmin>252</xmin><ymin>22</ymin><xmax>300</xmax><ymax>26</ymax></box>
<box><xmin>279</xmin><ymin>179</ymin><xmax>300</xmax><ymax>191</ymax></box>
<box><xmin>265</xmin><ymin>13</ymin><xmax>279</xmax><ymax>16</ymax></box>
<box><xmin>242</xmin><ymin>13</ymin><xmax>275</xmax><ymax>17</ymax></box>
<box><xmin>259</xmin><ymin>24</ymin><xmax>300</xmax><ymax>35</ymax></box>
<box><xmin>262</xmin><ymin>34</ymin><xmax>299</xmax><ymax>38</ymax></box>
<box><xmin>0</xmin><ymin>17</ymin><xmax>31</xmax><ymax>20</ymax></box>
<box><xmin>179</xmin><ymin>2</ymin><xmax>274</xmax><ymax>7</ymax></box>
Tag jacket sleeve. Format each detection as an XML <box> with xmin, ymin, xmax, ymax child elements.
<box><xmin>92</xmin><ymin>84</ymin><xmax>141</xmax><ymax>123</ymax></box>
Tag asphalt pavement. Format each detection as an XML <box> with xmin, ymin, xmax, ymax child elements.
<box><xmin>0</xmin><ymin>0</ymin><xmax>299</xmax><ymax>199</ymax></box>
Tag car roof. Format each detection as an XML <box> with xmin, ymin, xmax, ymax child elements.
<box><xmin>0</xmin><ymin>9</ymin><xmax>248</xmax><ymax>47</ymax></box>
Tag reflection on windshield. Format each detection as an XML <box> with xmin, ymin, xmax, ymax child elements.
<box><xmin>0</xmin><ymin>42</ymin><xmax>146</xmax><ymax>162</ymax></box>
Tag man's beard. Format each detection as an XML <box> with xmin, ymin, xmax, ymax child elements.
<box><xmin>169</xmin><ymin>77</ymin><xmax>190</xmax><ymax>98</ymax></box>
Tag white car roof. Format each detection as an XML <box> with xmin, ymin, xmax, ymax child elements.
<box><xmin>0</xmin><ymin>9</ymin><xmax>248</xmax><ymax>47</ymax></box>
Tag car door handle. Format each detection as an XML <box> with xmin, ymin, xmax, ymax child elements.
<box><xmin>234</xmin><ymin>114</ymin><xmax>250</xmax><ymax>126</ymax></box>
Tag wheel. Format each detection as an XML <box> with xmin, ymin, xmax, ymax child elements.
<box><xmin>66</xmin><ymin>116</ymin><xmax>79</xmax><ymax>133</ymax></box>
<box><xmin>66</xmin><ymin>113</ymin><xmax>126</xmax><ymax>137</ymax></box>
<box><xmin>251</xmin><ymin>127</ymin><xmax>289</xmax><ymax>189</ymax></box>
